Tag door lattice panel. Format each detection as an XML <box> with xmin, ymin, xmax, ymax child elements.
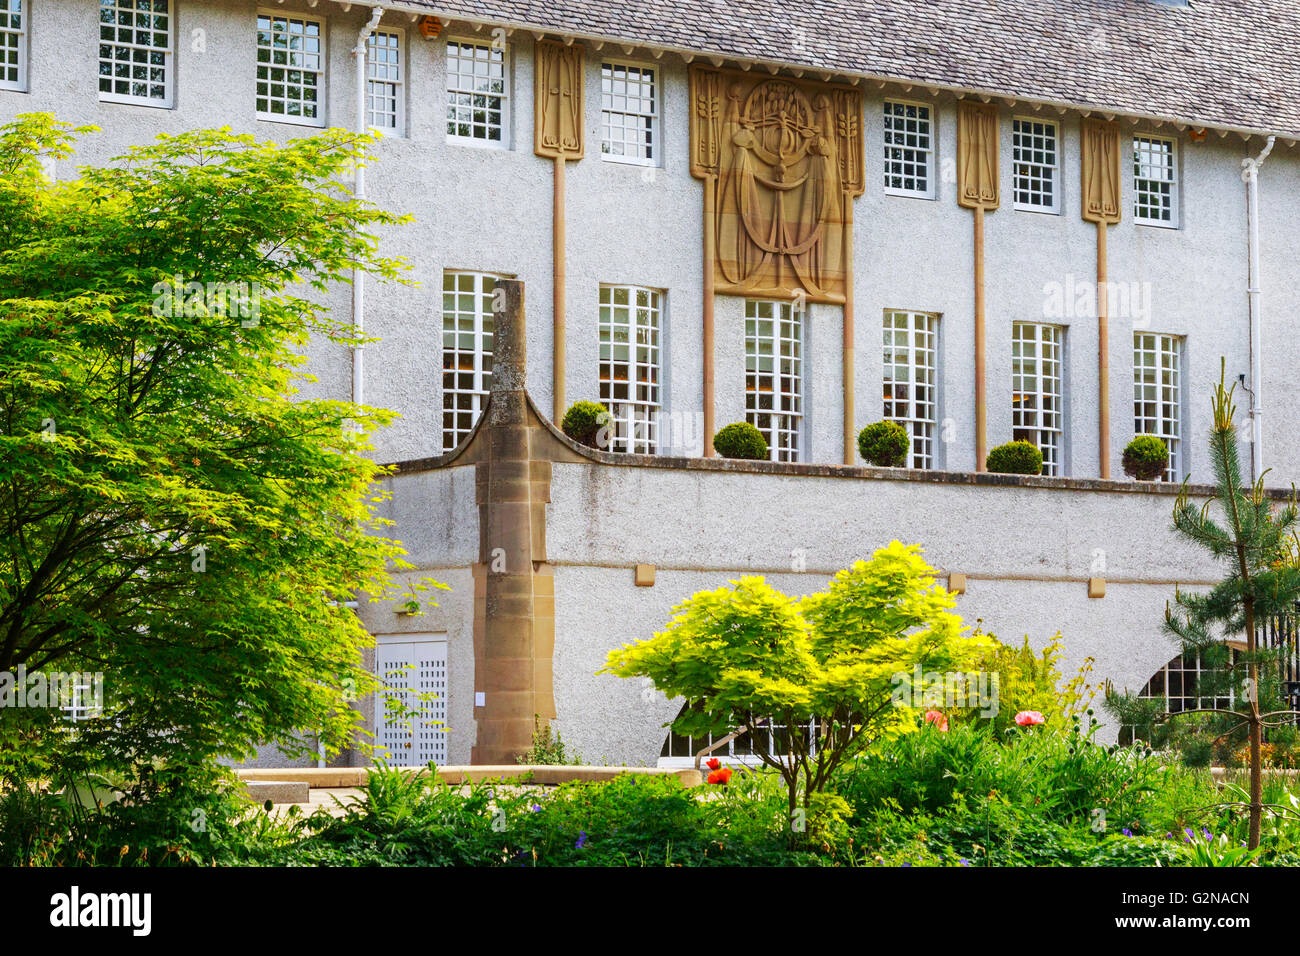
<box><xmin>376</xmin><ymin>638</ymin><xmax>448</xmax><ymax>766</ymax></box>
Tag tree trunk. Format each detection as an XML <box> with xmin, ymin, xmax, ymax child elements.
<box><xmin>1246</xmin><ymin>597</ymin><xmax>1262</xmax><ymax>850</ymax></box>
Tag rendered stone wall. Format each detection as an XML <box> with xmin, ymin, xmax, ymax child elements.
<box><xmin>7</xmin><ymin>0</ymin><xmax>1300</xmax><ymax>485</ymax></box>
<box><xmin>543</xmin><ymin>454</ymin><xmax>1238</xmax><ymax>763</ymax></box>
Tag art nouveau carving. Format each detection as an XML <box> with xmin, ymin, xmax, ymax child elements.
<box><xmin>957</xmin><ymin>102</ymin><xmax>1000</xmax><ymax>209</ymax></box>
<box><xmin>534</xmin><ymin>40</ymin><xmax>584</xmax><ymax>159</ymax></box>
<box><xmin>1081</xmin><ymin>119</ymin><xmax>1122</xmax><ymax>223</ymax></box>
<box><xmin>689</xmin><ymin>66</ymin><xmax>864</xmax><ymax>304</ymax></box>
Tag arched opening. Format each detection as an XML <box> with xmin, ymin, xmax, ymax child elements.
<box><xmin>1119</xmin><ymin>645</ymin><xmax>1241</xmax><ymax>745</ymax></box>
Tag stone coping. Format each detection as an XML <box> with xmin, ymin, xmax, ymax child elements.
<box><xmin>238</xmin><ymin>765</ymin><xmax>702</xmax><ymax>788</ymax></box>
<box><xmin>386</xmin><ymin>389</ymin><xmax>1293</xmax><ymax>501</ymax></box>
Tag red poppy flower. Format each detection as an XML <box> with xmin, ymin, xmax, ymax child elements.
<box><xmin>1015</xmin><ymin>710</ymin><xmax>1046</xmax><ymax>727</ymax></box>
<box><xmin>707</xmin><ymin>767</ymin><xmax>733</xmax><ymax>785</ymax></box>
<box><xmin>706</xmin><ymin>757</ymin><xmax>721</xmax><ymax>771</ymax></box>
<box><xmin>924</xmin><ymin>710</ymin><xmax>949</xmax><ymax>732</ymax></box>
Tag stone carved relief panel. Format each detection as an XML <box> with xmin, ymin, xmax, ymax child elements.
<box><xmin>957</xmin><ymin>102</ymin><xmax>1000</xmax><ymax>210</ymax></box>
<box><xmin>690</xmin><ymin>66</ymin><xmax>864</xmax><ymax>304</ymax></box>
<box><xmin>534</xmin><ymin>40</ymin><xmax>584</xmax><ymax>159</ymax></box>
<box><xmin>1081</xmin><ymin>118</ymin><xmax>1122</xmax><ymax>223</ymax></box>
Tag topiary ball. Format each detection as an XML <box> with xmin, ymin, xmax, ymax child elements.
<box><xmin>986</xmin><ymin>440</ymin><xmax>1044</xmax><ymax>475</ymax></box>
<box><xmin>1122</xmin><ymin>434</ymin><xmax>1169</xmax><ymax>481</ymax></box>
<box><xmin>857</xmin><ymin>420</ymin><xmax>911</xmax><ymax>467</ymax></box>
<box><xmin>713</xmin><ymin>422</ymin><xmax>768</xmax><ymax>460</ymax></box>
<box><xmin>562</xmin><ymin>401</ymin><xmax>611</xmax><ymax>449</ymax></box>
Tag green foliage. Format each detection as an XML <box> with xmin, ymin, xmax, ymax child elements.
<box><xmin>561</xmin><ymin>401</ymin><xmax>611</xmax><ymax>449</ymax></box>
<box><xmin>0</xmin><ymin>113</ymin><xmax>440</xmax><ymax>781</ymax></box>
<box><xmin>839</xmin><ymin>724</ymin><xmax>1162</xmax><ymax>829</ymax></box>
<box><xmin>517</xmin><ymin>717</ymin><xmax>583</xmax><ymax>766</ymax></box>
<box><xmin>1123</xmin><ymin>434</ymin><xmax>1170</xmax><ymax>481</ymax></box>
<box><xmin>602</xmin><ymin>542</ymin><xmax>995</xmax><ymax>826</ymax></box>
<box><xmin>955</xmin><ymin>632</ymin><xmax>1097</xmax><ymax>735</ymax></box>
<box><xmin>857</xmin><ymin>421</ymin><xmax>910</xmax><ymax>467</ymax></box>
<box><xmin>1106</xmin><ymin>363</ymin><xmax>1300</xmax><ymax>848</ymax></box>
<box><xmin>266</xmin><ymin>764</ymin><xmax>815</xmax><ymax>867</ymax></box>
<box><xmin>985</xmin><ymin>440</ymin><xmax>1043</xmax><ymax>475</ymax></box>
<box><xmin>712</xmin><ymin>422</ymin><xmax>768</xmax><ymax>460</ymax></box>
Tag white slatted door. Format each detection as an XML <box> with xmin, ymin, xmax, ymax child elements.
<box><xmin>376</xmin><ymin>636</ymin><xmax>448</xmax><ymax>766</ymax></box>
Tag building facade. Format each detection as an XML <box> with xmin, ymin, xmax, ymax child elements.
<box><xmin>6</xmin><ymin>0</ymin><xmax>1300</xmax><ymax>765</ymax></box>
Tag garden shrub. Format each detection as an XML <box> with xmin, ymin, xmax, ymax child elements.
<box><xmin>516</xmin><ymin>717</ymin><xmax>583</xmax><ymax>765</ymax></box>
<box><xmin>265</xmin><ymin>765</ymin><xmax>816</xmax><ymax>868</ymax></box>
<box><xmin>561</xmin><ymin>401</ymin><xmax>611</xmax><ymax>449</ymax></box>
<box><xmin>712</xmin><ymin>422</ymin><xmax>768</xmax><ymax>460</ymax></box>
<box><xmin>857</xmin><ymin>421</ymin><xmax>910</xmax><ymax>467</ymax></box>
<box><xmin>1122</xmin><ymin>434</ymin><xmax>1169</xmax><ymax>480</ymax></box>
<box><xmin>985</xmin><ymin>440</ymin><xmax>1043</xmax><ymax>475</ymax></box>
<box><xmin>953</xmin><ymin>632</ymin><xmax>1097</xmax><ymax>735</ymax></box>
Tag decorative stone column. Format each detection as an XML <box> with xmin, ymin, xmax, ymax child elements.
<box><xmin>470</xmin><ymin>280</ymin><xmax>557</xmax><ymax>764</ymax></box>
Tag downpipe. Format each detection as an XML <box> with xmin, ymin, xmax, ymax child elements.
<box><xmin>1241</xmin><ymin>135</ymin><xmax>1274</xmax><ymax>484</ymax></box>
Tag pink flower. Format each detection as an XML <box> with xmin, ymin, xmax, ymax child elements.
<box><xmin>924</xmin><ymin>710</ymin><xmax>949</xmax><ymax>732</ymax></box>
<box><xmin>1014</xmin><ymin>710</ymin><xmax>1045</xmax><ymax>727</ymax></box>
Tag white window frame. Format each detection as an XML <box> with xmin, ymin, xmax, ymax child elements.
<box><xmin>883</xmin><ymin>310</ymin><xmax>940</xmax><ymax>468</ymax></box>
<box><xmin>1012</xmin><ymin>117</ymin><xmax>1060</xmax><ymax>214</ymax></box>
<box><xmin>600</xmin><ymin>59</ymin><xmax>659</xmax><ymax>167</ymax></box>
<box><xmin>1011</xmin><ymin>322</ymin><xmax>1064</xmax><ymax>476</ymax></box>
<box><xmin>445</xmin><ymin>37</ymin><xmax>509</xmax><ymax>148</ymax></box>
<box><xmin>745</xmin><ymin>299</ymin><xmax>804</xmax><ymax>464</ymax></box>
<box><xmin>0</xmin><ymin>0</ymin><xmax>28</xmax><ymax>93</ymax></box>
<box><xmin>255</xmin><ymin>10</ymin><xmax>326</xmax><ymax>128</ymax></box>
<box><xmin>441</xmin><ymin>271</ymin><xmax>500</xmax><ymax>451</ymax></box>
<box><xmin>882</xmin><ymin>100</ymin><xmax>935</xmax><ymax>199</ymax></box>
<box><xmin>599</xmin><ymin>285</ymin><xmax>662</xmax><ymax>454</ymax></box>
<box><xmin>1133</xmin><ymin>332</ymin><xmax>1183</xmax><ymax>481</ymax></box>
<box><xmin>366</xmin><ymin>27</ymin><xmax>404</xmax><ymax>135</ymax></box>
<box><xmin>658</xmin><ymin>705</ymin><xmax>819</xmax><ymax>768</ymax></box>
<box><xmin>1133</xmin><ymin>134</ymin><xmax>1179</xmax><ymax>228</ymax></box>
<box><xmin>98</xmin><ymin>0</ymin><xmax>174</xmax><ymax>108</ymax></box>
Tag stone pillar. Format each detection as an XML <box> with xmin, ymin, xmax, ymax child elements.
<box><xmin>471</xmin><ymin>280</ymin><xmax>556</xmax><ymax>764</ymax></box>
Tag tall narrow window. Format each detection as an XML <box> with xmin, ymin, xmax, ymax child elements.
<box><xmin>599</xmin><ymin>286</ymin><xmax>661</xmax><ymax>454</ymax></box>
<box><xmin>99</xmin><ymin>0</ymin><xmax>173</xmax><ymax>107</ymax></box>
<box><xmin>745</xmin><ymin>300</ymin><xmax>803</xmax><ymax>463</ymax></box>
<box><xmin>1133</xmin><ymin>332</ymin><xmax>1183</xmax><ymax>480</ymax></box>
<box><xmin>1133</xmin><ymin>135</ymin><xmax>1178</xmax><ymax>227</ymax></box>
<box><xmin>446</xmin><ymin>39</ymin><xmax>507</xmax><ymax>145</ymax></box>
<box><xmin>1011</xmin><ymin>323</ymin><xmax>1063</xmax><ymax>475</ymax></box>
<box><xmin>883</xmin><ymin>101</ymin><xmax>934</xmax><ymax>198</ymax></box>
<box><xmin>0</xmin><ymin>0</ymin><xmax>26</xmax><ymax>92</ymax></box>
<box><xmin>883</xmin><ymin>310</ymin><xmax>939</xmax><ymax>468</ymax></box>
<box><xmin>366</xmin><ymin>29</ymin><xmax>403</xmax><ymax>133</ymax></box>
<box><xmin>441</xmin><ymin>272</ymin><xmax>497</xmax><ymax>451</ymax></box>
<box><xmin>256</xmin><ymin>12</ymin><xmax>325</xmax><ymax>126</ymax></box>
<box><xmin>600</xmin><ymin>62</ymin><xmax>657</xmax><ymax>164</ymax></box>
<box><xmin>1012</xmin><ymin>118</ymin><xmax>1059</xmax><ymax>212</ymax></box>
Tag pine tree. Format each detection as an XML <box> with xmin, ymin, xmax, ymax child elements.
<box><xmin>1111</xmin><ymin>362</ymin><xmax>1300</xmax><ymax>848</ymax></box>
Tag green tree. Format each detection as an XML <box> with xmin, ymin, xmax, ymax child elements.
<box><xmin>1107</xmin><ymin>363</ymin><xmax>1300</xmax><ymax>849</ymax></box>
<box><xmin>0</xmin><ymin>114</ymin><xmax>432</xmax><ymax>784</ymax></box>
<box><xmin>602</xmin><ymin>541</ymin><xmax>993</xmax><ymax>833</ymax></box>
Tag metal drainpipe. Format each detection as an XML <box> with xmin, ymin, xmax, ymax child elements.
<box><xmin>1242</xmin><ymin>135</ymin><xmax>1275</xmax><ymax>484</ymax></box>
<box><xmin>329</xmin><ymin>5</ymin><xmax>387</xmax><ymax>772</ymax></box>
<box><xmin>351</xmin><ymin>5</ymin><xmax>386</xmax><ymax>410</ymax></box>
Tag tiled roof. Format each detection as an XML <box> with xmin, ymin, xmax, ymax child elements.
<box><xmin>401</xmin><ymin>0</ymin><xmax>1300</xmax><ymax>138</ymax></box>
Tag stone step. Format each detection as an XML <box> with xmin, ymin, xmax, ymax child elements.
<box><xmin>240</xmin><ymin>779</ymin><xmax>310</xmax><ymax>805</ymax></box>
